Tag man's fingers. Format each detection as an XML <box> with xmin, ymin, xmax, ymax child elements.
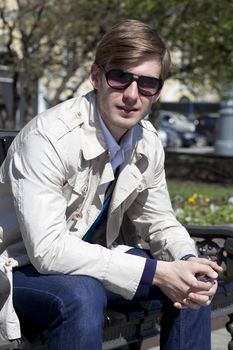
<box><xmin>190</xmin><ymin>280</ymin><xmax>218</xmax><ymax>296</ymax></box>
<box><xmin>188</xmin><ymin>293</ymin><xmax>211</xmax><ymax>306</ymax></box>
<box><xmin>174</xmin><ymin>299</ymin><xmax>200</xmax><ymax>310</ymax></box>
<box><xmin>193</xmin><ymin>263</ymin><xmax>219</xmax><ymax>280</ymax></box>
<box><xmin>189</xmin><ymin>276</ymin><xmax>215</xmax><ymax>291</ymax></box>
<box><xmin>202</xmin><ymin>259</ymin><xmax>223</xmax><ymax>272</ymax></box>
<box><xmin>195</xmin><ymin>280</ymin><xmax>214</xmax><ymax>290</ymax></box>
<box><xmin>183</xmin><ymin>298</ymin><xmax>202</xmax><ymax>309</ymax></box>
<box><xmin>190</xmin><ymin>257</ymin><xmax>223</xmax><ymax>273</ymax></box>
<box><xmin>173</xmin><ymin>302</ymin><xmax>188</xmax><ymax>309</ymax></box>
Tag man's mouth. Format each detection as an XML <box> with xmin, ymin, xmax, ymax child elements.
<box><xmin>118</xmin><ymin>106</ymin><xmax>138</xmax><ymax>114</ymax></box>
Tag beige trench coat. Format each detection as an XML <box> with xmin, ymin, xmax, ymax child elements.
<box><xmin>0</xmin><ymin>91</ymin><xmax>197</xmax><ymax>340</ymax></box>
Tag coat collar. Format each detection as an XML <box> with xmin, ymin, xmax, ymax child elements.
<box><xmin>77</xmin><ymin>91</ymin><xmax>108</xmax><ymax>161</ymax></box>
<box><xmin>49</xmin><ymin>90</ymin><xmax>151</xmax><ymax>164</ymax></box>
<box><xmin>76</xmin><ymin>91</ymin><xmax>149</xmax><ymax>164</ymax></box>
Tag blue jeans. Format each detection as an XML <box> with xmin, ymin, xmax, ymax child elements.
<box><xmin>13</xmin><ymin>249</ymin><xmax>211</xmax><ymax>350</ymax></box>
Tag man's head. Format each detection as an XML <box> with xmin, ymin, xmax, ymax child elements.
<box><xmin>94</xmin><ymin>19</ymin><xmax>171</xmax><ymax>81</ymax></box>
<box><xmin>91</xmin><ymin>19</ymin><xmax>171</xmax><ymax>141</ymax></box>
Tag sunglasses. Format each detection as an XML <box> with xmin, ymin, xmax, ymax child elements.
<box><xmin>99</xmin><ymin>65</ymin><xmax>163</xmax><ymax>96</ymax></box>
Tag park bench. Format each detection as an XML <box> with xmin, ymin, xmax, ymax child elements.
<box><xmin>1</xmin><ymin>131</ymin><xmax>233</xmax><ymax>350</ymax></box>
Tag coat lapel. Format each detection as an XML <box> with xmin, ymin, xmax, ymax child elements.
<box><xmin>109</xmin><ymin>162</ymin><xmax>142</xmax><ymax>213</ymax></box>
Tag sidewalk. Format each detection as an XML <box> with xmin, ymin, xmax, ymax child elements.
<box><xmin>144</xmin><ymin>328</ymin><xmax>229</xmax><ymax>350</ymax></box>
<box><xmin>142</xmin><ymin>316</ymin><xmax>230</xmax><ymax>350</ymax></box>
<box><xmin>212</xmin><ymin>327</ymin><xmax>229</xmax><ymax>350</ymax></box>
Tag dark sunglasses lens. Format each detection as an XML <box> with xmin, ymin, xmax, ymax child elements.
<box><xmin>138</xmin><ymin>76</ymin><xmax>162</xmax><ymax>96</ymax></box>
<box><xmin>106</xmin><ymin>70</ymin><xmax>131</xmax><ymax>89</ymax></box>
<box><xmin>105</xmin><ymin>68</ymin><xmax>163</xmax><ymax>96</ymax></box>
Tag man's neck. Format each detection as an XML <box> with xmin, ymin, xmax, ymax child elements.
<box><xmin>98</xmin><ymin>111</ymin><xmax>133</xmax><ymax>161</ymax></box>
<box><xmin>102</xmin><ymin>120</ymin><xmax>127</xmax><ymax>143</ymax></box>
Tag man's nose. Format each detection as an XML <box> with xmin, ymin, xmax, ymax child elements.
<box><xmin>123</xmin><ymin>81</ymin><xmax>139</xmax><ymax>101</ymax></box>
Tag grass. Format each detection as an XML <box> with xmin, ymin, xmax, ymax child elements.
<box><xmin>167</xmin><ymin>180</ymin><xmax>233</xmax><ymax>199</ymax></box>
<box><xmin>167</xmin><ymin>180</ymin><xmax>233</xmax><ymax>226</ymax></box>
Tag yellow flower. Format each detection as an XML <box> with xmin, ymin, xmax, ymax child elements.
<box><xmin>188</xmin><ymin>193</ymin><xmax>197</xmax><ymax>205</ymax></box>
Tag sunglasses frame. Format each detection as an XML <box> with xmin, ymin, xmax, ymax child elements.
<box><xmin>99</xmin><ymin>65</ymin><xmax>163</xmax><ymax>96</ymax></box>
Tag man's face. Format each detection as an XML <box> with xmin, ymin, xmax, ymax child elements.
<box><xmin>91</xmin><ymin>55</ymin><xmax>162</xmax><ymax>141</ymax></box>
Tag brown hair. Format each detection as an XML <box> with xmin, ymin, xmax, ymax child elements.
<box><xmin>94</xmin><ymin>19</ymin><xmax>171</xmax><ymax>81</ymax></box>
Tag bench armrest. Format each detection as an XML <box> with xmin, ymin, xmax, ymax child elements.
<box><xmin>185</xmin><ymin>224</ymin><xmax>233</xmax><ymax>239</ymax></box>
<box><xmin>185</xmin><ymin>224</ymin><xmax>233</xmax><ymax>281</ymax></box>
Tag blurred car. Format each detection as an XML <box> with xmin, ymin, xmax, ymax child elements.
<box><xmin>195</xmin><ymin>114</ymin><xmax>219</xmax><ymax>145</ymax></box>
<box><xmin>174</xmin><ymin>129</ymin><xmax>197</xmax><ymax>147</ymax></box>
<box><xmin>156</xmin><ymin>110</ymin><xmax>197</xmax><ymax>148</ymax></box>
<box><xmin>158</xmin><ymin>125</ymin><xmax>182</xmax><ymax>148</ymax></box>
<box><xmin>158</xmin><ymin>110</ymin><xmax>196</xmax><ymax>133</ymax></box>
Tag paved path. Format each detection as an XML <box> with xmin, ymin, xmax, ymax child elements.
<box><xmin>145</xmin><ymin>327</ymin><xmax>229</xmax><ymax>350</ymax></box>
<box><xmin>212</xmin><ymin>327</ymin><xmax>229</xmax><ymax>350</ymax></box>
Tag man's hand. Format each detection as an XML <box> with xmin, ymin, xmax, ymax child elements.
<box><xmin>173</xmin><ymin>257</ymin><xmax>222</xmax><ymax>309</ymax></box>
<box><xmin>153</xmin><ymin>258</ymin><xmax>223</xmax><ymax>309</ymax></box>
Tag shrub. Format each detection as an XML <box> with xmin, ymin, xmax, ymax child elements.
<box><xmin>168</xmin><ymin>181</ymin><xmax>233</xmax><ymax>226</ymax></box>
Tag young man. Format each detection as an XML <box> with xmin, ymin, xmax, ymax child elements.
<box><xmin>0</xmin><ymin>19</ymin><xmax>221</xmax><ymax>349</ymax></box>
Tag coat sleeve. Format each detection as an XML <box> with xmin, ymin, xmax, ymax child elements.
<box><xmin>8</xmin><ymin>129</ymin><xmax>146</xmax><ymax>300</ymax></box>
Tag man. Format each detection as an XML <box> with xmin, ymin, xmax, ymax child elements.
<box><xmin>0</xmin><ymin>19</ymin><xmax>222</xmax><ymax>349</ymax></box>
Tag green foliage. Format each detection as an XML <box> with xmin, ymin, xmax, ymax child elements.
<box><xmin>122</xmin><ymin>0</ymin><xmax>233</xmax><ymax>93</ymax></box>
<box><xmin>1</xmin><ymin>0</ymin><xmax>233</xmax><ymax>122</ymax></box>
<box><xmin>0</xmin><ymin>0</ymin><xmax>124</xmax><ymax>121</ymax></box>
<box><xmin>168</xmin><ymin>181</ymin><xmax>233</xmax><ymax>225</ymax></box>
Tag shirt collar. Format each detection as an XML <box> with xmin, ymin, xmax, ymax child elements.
<box><xmin>97</xmin><ymin>110</ymin><xmax>133</xmax><ymax>160</ymax></box>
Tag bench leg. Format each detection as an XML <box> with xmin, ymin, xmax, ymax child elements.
<box><xmin>226</xmin><ymin>314</ymin><xmax>233</xmax><ymax>350</ymax></box>
<box><xmin>130</xmin><ymin>344</ymin><xmax>141</xmax><ymax>350</ymax></box>
<box><xmin>128</xmin><ymin>341</ymin><xmax>142</xmax><ymax>350</ymax></box>
<box><xmin>114</xmin><ymin>342</ymin><xmax>142</xmax><ymax>350</ymax></box>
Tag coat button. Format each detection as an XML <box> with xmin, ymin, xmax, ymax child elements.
<box><xmin>137</xmin><ymin>184</ymin><xmax>143</xmax><ymax>192</ymax></box>
<box><xmin>81</xmin><ymin>185</ymin><xmax>88</xmax><ymax>195</ymax></box>
<box><xmin>73</xmin><ymin>212</ymin><xmax>83</xmax><ymax>220</ymax></box>
<box><xmin>5</xmin><ymin>258</ymin><xmax>13</xmax><ymax>267</ymax></box>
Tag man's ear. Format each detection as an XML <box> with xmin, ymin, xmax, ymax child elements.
<box><xmin>90</xmin><ymin>64</ymin><xmax>100</xmax><ymax>90</ymax></box>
